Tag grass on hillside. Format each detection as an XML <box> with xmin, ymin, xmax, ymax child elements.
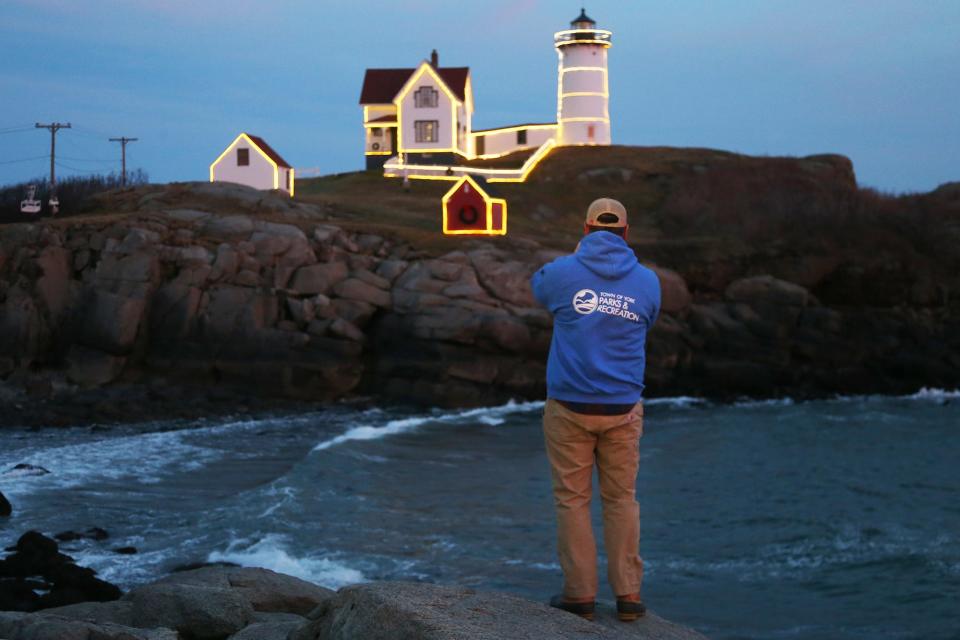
<box><xmin>293</xmin><ymin>146</ymin><xmax>709</xmax><ymax>251</ymax></box>
<box><xmin>292</xmin><ymin>145</ymin><xmax>799</xmax><ymax>253</ymax></box>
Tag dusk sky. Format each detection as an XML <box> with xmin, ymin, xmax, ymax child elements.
<box><xmin>2</xmin><ymin>0</ymin><xmax>957</xmax><ymax>193</ymax></box>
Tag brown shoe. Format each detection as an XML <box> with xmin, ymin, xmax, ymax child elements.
<box><xmin>549</xmin><ymin>594</ymin><xmax>596</xmax><ymax>621</ymax></box>
<box><xmin>616</xmin><ymin>597</ymin><xmax>646</xmax><ymax>622</ymax></box>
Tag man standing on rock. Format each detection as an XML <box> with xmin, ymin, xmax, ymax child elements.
<box><xmin>530</xmin><ymin>198</ymin><xmax>660</xmax><ymax>622</ymax></box>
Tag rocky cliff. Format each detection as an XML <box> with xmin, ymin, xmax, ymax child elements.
<box><xmin>0</xmin><ymin>184</ymin><xmax>556</xmax><ymax>409</ymax></box>
<box><xmin>1</xmin><ymin>146</ymin><xmax>958</xmax><ymax>418</ymax></box>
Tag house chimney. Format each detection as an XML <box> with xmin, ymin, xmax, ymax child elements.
<box><xmin>430</xmin><ymin>49</ymin><xmax>439</xmax><ymax>68</ymax></box>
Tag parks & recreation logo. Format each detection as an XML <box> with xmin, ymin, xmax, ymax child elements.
<box><xmin>572</xmin><ymin>288</ymin><xmax>641</xmax><ymax>322</ymax></box>
<box><xmin>572</xmin><ymin>289</ymin><xmax>599</xmax><ymax>314</ymax></box>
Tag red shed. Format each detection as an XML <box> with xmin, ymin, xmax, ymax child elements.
<box><xmin>441</xmin><ymin>175</ymin><xmax>508</xmax><ymax>235</ymax></box>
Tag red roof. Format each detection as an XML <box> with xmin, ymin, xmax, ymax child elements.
<box><xmin>246</xmin><ymin>134</ymin><xmax>291</xmax><ymax>168</ymax></box>
<box><xmin>359</xmin><ymin>66</ymin><xmax>469</xmax><ymax>104</ymax></box>
<box><xmin>437</xmin><ymin>67</ymin><xmax>469</xmax><ymax>102</ymax></box>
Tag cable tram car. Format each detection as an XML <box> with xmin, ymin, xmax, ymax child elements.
<box><xmin>19</xmin><ymin>185</ymin><xmax>41</xmax><ymax>214</ymax></box>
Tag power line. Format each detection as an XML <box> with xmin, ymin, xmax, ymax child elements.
<box><xmin>72</xmin><ymin>124</ymin><xmax>114</xmax><ymax>139</ymax></box>
<box><xmin>0</xmin><ymin>155</ymin><xmax>49</xmax><ymax>166</ymax></box>
<box><xmin>69</xmin><ymin>129</ymin><xmax>103</xmax><ymax>140</ymax></box>
<box><xmin>0</xmin><ymin>126</ymin><xmax>36</xmax><ymax>135</ymax></box>
<box><xmin>58</xmin><ymin>154</ymin><xmax>115</xmax><ymax>163</ymax></box>
<box><xmin>54</xmin><ymin>160</ymin><xmax>101</xmax><ymax>173</ymax></box>
<box><xmin>109</xmin><ymin>136</ymin><xmax>138</xmax><ymax>186</ymax></box>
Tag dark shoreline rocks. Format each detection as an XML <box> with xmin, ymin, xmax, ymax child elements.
<box><xmin>0</xmin><ymin>568</ymin><xmax>708</xmax><ymax>639</ymax></box>
<box><xmin>0</xmin><ymin>180</ymin><xmax>957</xmax><ymax>421</ymax></box>
<box><xmin>0</xmin><ymin>531</ymin><xmax>122</xmax><ymax>612</ymax></box>
<box><xmin>54</xmin><ymin>527</ymin><xmax>110</xmax><ymax>543</ymax></box>
<box><xmin>0</xmin><ymin>379</ymin><xmax>337</xmax><ymax>429</ymax></box>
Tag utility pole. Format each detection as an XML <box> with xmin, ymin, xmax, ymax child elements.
<box><xmin>109</xmin><ymin>136</ymin><xmax>138</xmax><ymax>186</ymax></box>
<box><xmin>35</xmin><ymin>122</ymin><xmax>71</xmax><ymax>193</ymax></box>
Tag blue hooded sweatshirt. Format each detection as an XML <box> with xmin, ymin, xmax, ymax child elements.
<box><xmin>530</xmin><ymin>231</ymin><xmax>661</xmax><ymax>403</ymax></box>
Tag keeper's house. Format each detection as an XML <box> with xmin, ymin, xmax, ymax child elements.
<box><xmin>210</xmin><ymin>133</ymin><xmax>295</xmax><ymax>197</ymax></box>
<box><xmin>358</xmin><ymin>9</ymin><xmax>613</xmax><ymax>182</ymax></box>
<box><xmin>359</xmin><ymin>50</ymin><xmax>472</xmax><ymax>170</ymax></box>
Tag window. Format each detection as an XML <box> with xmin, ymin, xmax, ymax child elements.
<box><xmin>237</xmin><ymin>148</ymin><xmax>249</xmax><ymax>166</ymax></box>
<box><xmin>372</xmin><ymin>127</ymin><xmax>383</xmax><ymax>137</ymax></box>
<box><xmin>287</xmin><ymin>171</ymin><xmax>291</xmax><ymax>190</ymax></box>
<box><xmin>517</xmin><ymin>129</ymin><xmax>527</xmax><ymax>145</ymax></box>
<box><xmin>475</xmin><ymin>135</ymin><xmax>485</xmax><ymax>156</ymax></box>
<box><xmin>587</xmin><ymin>125</ymin><xmax>595</xmax><ymax>141</ymax></box>
<box><xmin>414</xmin><ymin>86</ymin><xmax>439</xmax><ymax>108</ymax></box>
<box><xmin>414</xmin><ymin>120</ymin><xmax>438</xmax><ymax>143</ymax></box>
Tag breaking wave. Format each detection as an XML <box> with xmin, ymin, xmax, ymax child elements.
<box><xmin>206</xmin><ymin>534</ymin><xmax>365</xmax><ymax>589</ymax></box>
<box><xmin>903</xmin><ymin>387</ymin><xmax>960</xmax><ymax>401</ymax></box>
<box><xmin>312</xmin><ymin>400</ymin><xmax>544</xmax><ymax>451</ymax></box>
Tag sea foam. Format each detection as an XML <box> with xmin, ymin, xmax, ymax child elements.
<box><xmin>207</xmin><ymin>534</ymin><xmax>365</xmax><ymax>589</ymax></box>
<box><xmin>645</xmin><ymin>396</ymin><xmax>705</xmax><ymax>408</ymax></box>
<box><xmin>903</xmin><ymin>387</ymin><xmax>960</xmax><ymax>401</ymax></box>
<box><xmin>0</xmin><ymin>413</ymin><xmax>326</xmax><ymax>495</ymax></box>
<box><xmin>312</xmin><ymin>399</ymin><xmax>544</xmax><ymax>452</ymax></box>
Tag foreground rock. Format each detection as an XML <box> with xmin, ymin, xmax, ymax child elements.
<box><xmin>0</xmin><ymin>612</ymin><xmax>177</xmax><ymax>640</ymax></box>
<box><xmin>1</xmin><ymin>573</ymin><xmax>706</xmax><ymax>640</ymax></box>
<box><xmin>21</xmin><ymin>566</ymin><xmax>332</xmax><ymax>639</ymax></box>
<box><xmin>150</xmin><ymin>565</ymin><xmax>335</xmax><ymax>616</ymax></box>
<box><xmin>0</xmin><ymin>490</ymin><xmax>10</xmax><ymax>517</ymax></box>
<box><xmin>125</xmin><ymin>582</ymin><xmax>254</xmax><ymax>638</ymax></box>
<box><xmin>293</xmin><ymin>581</ymin><xmax>707</xmax><ymax>640</ymax></box>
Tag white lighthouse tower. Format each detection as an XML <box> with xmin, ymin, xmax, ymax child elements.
<box><xmin>555</xmin><ymin>8</ymin><xmax>612</xmax><ymax>146</ymax></box>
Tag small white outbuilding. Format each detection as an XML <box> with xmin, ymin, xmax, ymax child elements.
<box><xmin>210</xmin><ymin>133</ymin><xmax>294</xmax><ymax>197</ymax></box>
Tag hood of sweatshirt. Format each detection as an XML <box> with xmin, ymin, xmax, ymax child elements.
<box><xmin>574</xmin><ymin>231</ymin><xmax>638</xmax><ymax>280</ymax></box>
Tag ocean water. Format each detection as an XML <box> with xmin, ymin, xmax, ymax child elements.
<box><xmin>1</xmin><ymin>391</ymin><xmax>958</xmax><ymax>639</ymax></box>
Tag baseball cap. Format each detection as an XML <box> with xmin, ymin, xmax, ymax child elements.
<box><xmin>585</xmin><ymin>198</ymin><xmax>628</xmax><ymax>228</ymax></box>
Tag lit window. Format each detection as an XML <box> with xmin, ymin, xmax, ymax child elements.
<box><xmin>415</xmin><ymin>120</ymin><xmax>438</xmax><ymax>143</ymax></box>
<box><xmin>414</xmin><ymin>86</ymin><xmax>439</xmax><ymax>108</ymax></box>
<box><xmin>517</xmin><ymin>129</ymin><xmax>527</xmax><ymax>145</ymax></box>
<box><xmin>237</xmin><ymin>148</ymin><xmax>249</xmax><ymax>166</ymax></box>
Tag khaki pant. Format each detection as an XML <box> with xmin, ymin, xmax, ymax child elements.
<box><xmin>542</xmin><ymin>398</ymin><xmax>644</xmax><ymax>599</ymax></box>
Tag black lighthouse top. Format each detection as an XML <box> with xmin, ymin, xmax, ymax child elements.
<box><xmin>571</xmin><ymin>8</ymin><xmax>596</xmax><ymax>28</ymax></box>
<box><xmin>556</xmin><ymin>7</ymin><xmax>611</xmax><ymax>48</ymax></box>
